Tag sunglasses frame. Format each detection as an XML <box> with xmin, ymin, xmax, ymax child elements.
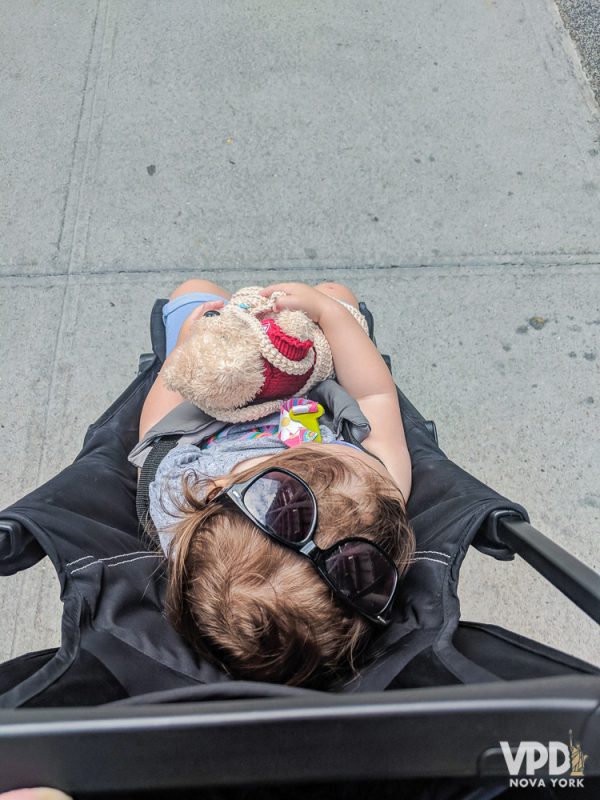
<box><xmin>213</xmin><ymin>467</ymin><xmax>399</xmax><ymax>625</ymax></box>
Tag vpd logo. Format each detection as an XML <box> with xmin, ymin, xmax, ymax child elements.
<box><xmin>499</xmin><ymin>730</ymin><xmax>588</xmax><ymax>789</ymax></box>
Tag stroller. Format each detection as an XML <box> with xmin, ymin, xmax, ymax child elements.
<box><xmin>0</xmin><ymin>298</ymin><xmax>598</xmax><ymax>799</ymax></box>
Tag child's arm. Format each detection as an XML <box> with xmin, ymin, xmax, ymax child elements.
<box><xmin>139</xmin><ymin>299</ymin><xmax>225</xmax><ymax>440</ymax></box>
<box><xmin>260</xmin><ymin>283</ymin><xmax>412</xmax><ymax>502</ymax></box>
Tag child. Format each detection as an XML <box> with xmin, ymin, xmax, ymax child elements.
<box><xmin>139</xmin><ymin>279</ymin><xmax>414</xmax><ymax>688</ymax></box>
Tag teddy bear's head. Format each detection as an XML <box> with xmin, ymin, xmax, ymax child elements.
<box><xmin>161</xmin><ymin>287</ymin><xmax>335</xmax><ymax>422</ymax></box>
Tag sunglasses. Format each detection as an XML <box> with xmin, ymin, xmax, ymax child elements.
<box><xmin>212</xmin><ymin>467</ymin><xmax>399</xmax><ymax>625</ymax></box>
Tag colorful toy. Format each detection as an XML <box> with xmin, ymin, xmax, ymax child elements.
<box><xmin>277</xmin><ymin>398</ymin><xmax>325</xmax><ymax>446</ymax></box>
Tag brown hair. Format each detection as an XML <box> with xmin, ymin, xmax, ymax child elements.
<box><xmin>165</xmin><ymin>447</ymin><xmax>414</xmax><ymax>689</ymax></box>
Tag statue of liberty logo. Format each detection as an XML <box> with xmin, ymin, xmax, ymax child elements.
<box><xmin>569</xmin><ymin>730</ymin><xmax>589</xmax><ymax>777</ymax></box>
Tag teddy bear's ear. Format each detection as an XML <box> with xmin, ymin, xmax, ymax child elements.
<box><xmin>229</xmin><ymin>286</ymin><xmax>271</xmax><ymax>313</ymax></box>
<box><xmin>274</xmin><ymin>309</ymin><xmax>316</xmax><ymax>341</ymax></box>
<box><xmin>161</xmin><ymin>315</ymin><xmax>266</xmax><ymax>411</ymax></box>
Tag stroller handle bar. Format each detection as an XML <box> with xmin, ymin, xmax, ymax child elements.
<box><xmin>484</xmin><ymin>512</ymin><xmax>600</xmax><ymax>625</ymax></box>
<box><xmin>1</xmin><ymin>674</ymin><xmax>599</xmax><ymax>790</ymax></box>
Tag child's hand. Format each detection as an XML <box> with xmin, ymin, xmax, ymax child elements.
<box><xmin>260</xmin><ymin>283</ymin><xmax>335</xmax><ymax>324</ymax></box>
<box><xmin>175</xmin><ymin>299</ymin><xmax>225</xmax><ymax>347</ymax></box>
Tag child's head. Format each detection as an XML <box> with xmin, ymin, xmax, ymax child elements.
<box><xmin>165</xmin><ymin>447</ymin><xmax>414</xmax><ymax>689</ymax></box>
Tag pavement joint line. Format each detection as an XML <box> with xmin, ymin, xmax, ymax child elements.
<box><xmin>34</xmin><ymin>0</ymin><xmax>110</xmax><ymax>488</ymax></box>
<box><xmin>77</xmin><ymin>0</ymin><xmax>117</xmax><ymax>271</ymax></box>
<box><xmin>2</xmin><ymin>256</ymin><xmax>600</xmax><ymax>282</ymax></box>
<box><xmin>53</xmin><ymin>0</ymin><xmax>103</xmax><ymax>275</ymax></box>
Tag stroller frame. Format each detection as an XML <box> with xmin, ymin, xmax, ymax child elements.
<box><xmin>0</xmin><ymin>300</ymin><xmax>598</xmax><ymax>795</ymax></box>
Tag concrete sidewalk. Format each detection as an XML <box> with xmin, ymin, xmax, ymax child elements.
<box><xmin>1</xmin><ymin>0</ymin><xmax>599</xmax><ymax>667</ymax></box>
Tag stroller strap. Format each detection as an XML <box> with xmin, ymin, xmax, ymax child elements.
<box><xmin>136</xmin><ymin>435</ymin><xmax>181</xmax><ymax>528</ymax></box>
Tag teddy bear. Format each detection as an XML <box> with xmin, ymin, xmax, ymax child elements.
<box><xmin>161</xmin><ymin>286</ymin><xmax>368</xmax><ymax>423</ymax></box>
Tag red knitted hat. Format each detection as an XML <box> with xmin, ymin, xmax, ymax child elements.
<box><xmin>253</xmin><ymin>318</ymin><xmax>315</xmax><ymax>401</ymax></box>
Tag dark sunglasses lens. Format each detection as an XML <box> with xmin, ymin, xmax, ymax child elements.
<box><xmin>243</xmin><ymin>471</ymin><xmax>315</xmax><ymax>544</ymax></box>
<box><xmin>324</xmin><ymin>541</ymin><xmax>398</xmax><ymax>616</ymax></box>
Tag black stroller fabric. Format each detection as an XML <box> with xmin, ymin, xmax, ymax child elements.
<box><xmin>0</xmin><ymin>301</ymin><xmax>596</xmax><ymax>709</ymax></box>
